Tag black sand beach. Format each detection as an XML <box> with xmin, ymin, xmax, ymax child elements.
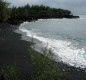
<box><xmin>0</xmin><ymin>23</ymin><xmax>86</xmax><ymax>80</ymax></box>
<box><xmin>0</xmin><ymin>23</ymin><xmax>32</xmax><ymax>80</ymax></box>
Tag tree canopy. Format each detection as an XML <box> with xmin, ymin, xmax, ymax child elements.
<box><xmin>0</xmin><ymin>0</ymin><xmax>79</xmax><ymax>24</ymax></box>
<box><xmin>0</xmin><ymin>0</ymin><xmax>10</xmax><ymax>22</ymax></box>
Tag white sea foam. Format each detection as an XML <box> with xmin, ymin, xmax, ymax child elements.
<box><xmin>19</xmin><ymin>27</ymin><xmax>86</xmax><ymax>69</ymax></box>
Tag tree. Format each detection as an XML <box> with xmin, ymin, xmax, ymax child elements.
<box><xmin>0</xmin><ymin>0</ymin><xmax>10</xmax><ymax>22</ymax></box>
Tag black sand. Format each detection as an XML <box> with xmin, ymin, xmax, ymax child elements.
<box><xmin>0</xmin><ymin>23</ymin><xmax>86</xmax><ymax>80</ymax></box>
<box><xmin>0</xmin><ymin>24</ymin><xmax>32</xmax><ymax>80</ymax></box>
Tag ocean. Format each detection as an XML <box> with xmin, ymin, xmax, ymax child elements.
<box><xmin>19</xmin><ymin>15</ymin><xmax>86</xmax><ymax>69</ymax></box>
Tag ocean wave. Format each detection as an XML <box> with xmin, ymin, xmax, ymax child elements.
<box><xmin>19</xmin><ymin>27</ymin><xmax>86</xmax><ymax>69</ymax></box>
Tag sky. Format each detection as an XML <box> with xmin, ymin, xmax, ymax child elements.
<box><xmin>5</xmin><ymin>0</ymin><xmax>86</xmax><ymax>15</ymax></box>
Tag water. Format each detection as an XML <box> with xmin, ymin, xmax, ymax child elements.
<box><xmin>19</xmin><ymin>15</ymin><xmax>86</xmax><ymax>69</ymax></box>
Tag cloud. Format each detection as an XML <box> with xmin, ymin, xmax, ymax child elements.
<box><xmin>5</xmin><ymin>0</ymin><xmax>86</xmax><ymax>14</ymax></box>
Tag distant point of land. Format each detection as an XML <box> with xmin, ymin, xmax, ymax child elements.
<box><xmin>0</xmin><ymin>0</ymin><xmax>79</xmax><ymax>25</ymax></box>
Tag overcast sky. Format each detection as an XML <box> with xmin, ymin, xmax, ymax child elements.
<box><xmin>5</xmin><ymin>0</ymin><xmax>86</xmax><ymax>15</ymax></box>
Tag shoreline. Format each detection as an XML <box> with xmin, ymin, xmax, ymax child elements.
<box><xmin>17</xmin><ymin>23</ymin><xmax>86</xmax><ymax>70</ymax></box>
<box><xmin>19</xmin><ymin>19</ymin><xmax>86</xmax><ymax>69</ymax></box>
<box><xmin>17</xmin><ymin>23</ymin><xmax>86</xmax><ymax>79</ymax></box>
<box><xmin>8</xmin><ymin>15</ymin><xmax>79</xmax><ymax>25</ymax></box>
<box><xmin>0</xmin><ymin>23</ymin><xmax>86</xmax><ymax>80</ymax></box>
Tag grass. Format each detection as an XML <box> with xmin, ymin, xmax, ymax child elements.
<box><xmin>0</xmin><ymin>65</ymin><xmax>17</xmax><ymax>80</ymax></box>
<box><xmin>28</xmin><ymin>43</ymin><xmax>68</xmax><ymax>80</ymax></box>
<box><xmin>0</xmin><ymin>38</ymin><xmax>68</xmax><ymax>80</ymax></box>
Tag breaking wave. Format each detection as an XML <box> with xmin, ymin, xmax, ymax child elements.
<box><xmin>19</xmin><ymin>27</ymin><xmax>86</xmax><ymax>69</ymax></box>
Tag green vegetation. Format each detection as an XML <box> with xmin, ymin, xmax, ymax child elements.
<box><xmin>0</xmin><ymin>0</ymin><xmax>79</xmax><ymax>24</ymax></box>
<box><xmin>10</xmin><ymin>5</ymin><xmax>72</xmax><ymax>21</ymax></box>
<box><xmin>0</xmin><ymin>65</ymin><xmax>17</xmax><ymax>80</ymax></box>
<box><xmin>0</xmin><ymin>1</ymin><xmax>79</xmax><ymax>79</ymax></box>
<box><xmin>0</xmin><ymin>41</ymin><xmax>68</xmax><ymax>80</ymax></box>
<box><xmin>9</xmin><ymin>5</ymin><xmax>79</xmax><ymax>24</ymax></box>
<box><xmin>28</xmin><ymin>44</ymin><xmax>68</xmax><ymax>80</ymax></box>
<box><xmin>0</xmin><ymin>0</ymin><xmax>10</xmax><ymax>22</ymax></box>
